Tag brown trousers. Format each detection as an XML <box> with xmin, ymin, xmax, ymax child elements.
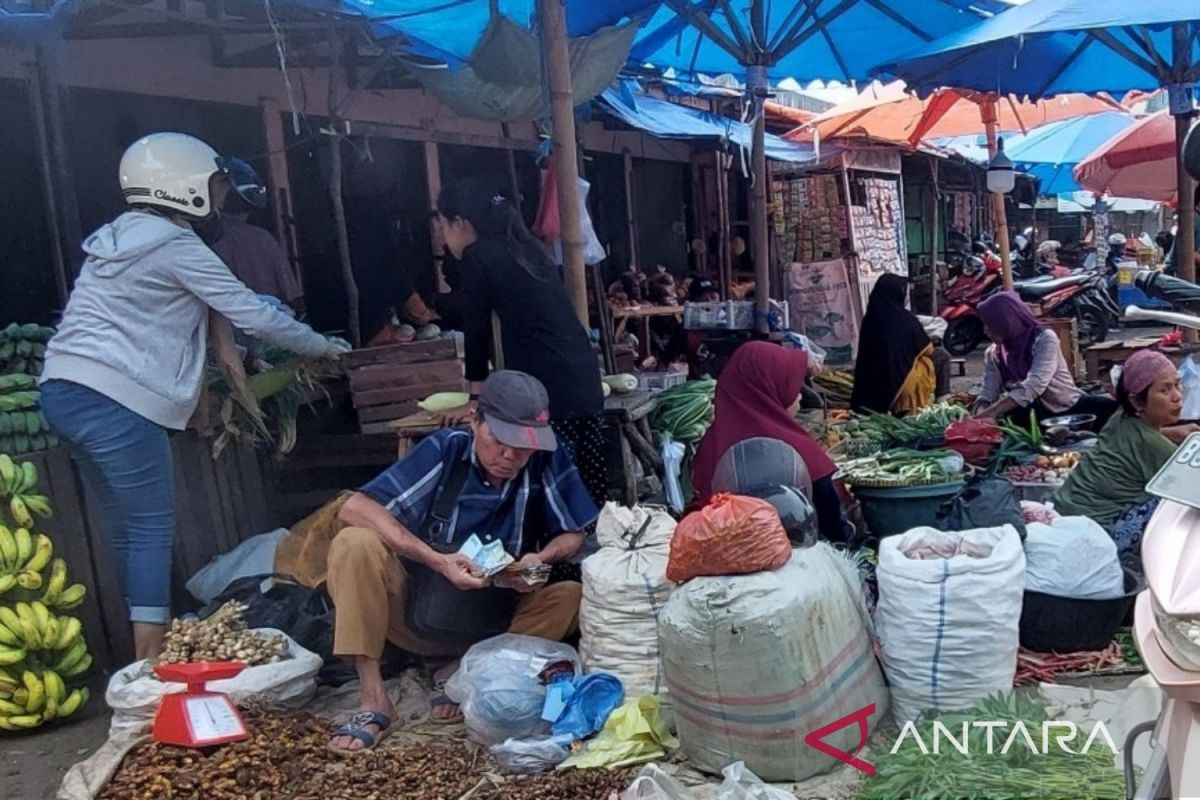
<box><xmin>325</xmin><ymin>527</ymin><xmax>581</xmax><ymax>659</ymax></box>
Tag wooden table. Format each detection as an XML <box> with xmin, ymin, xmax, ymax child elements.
<box><xmin>609</xmin><ymin>305</ymin><xmax>683</xmax><ymax>361</ymax></box>
<box><xmin>1083</xmin><ymin>337</ymin><xmax>1179</xmax><ymax>381</ymax></box>
<box><xmin>603</xmin><ymin>390</ymin><xmax>660</xmax><ymax>506</ymax></box>
<box><xmin>388</xmin><ymin>391</ymin><xmax>661</xmax><ymax>505</ymax></box>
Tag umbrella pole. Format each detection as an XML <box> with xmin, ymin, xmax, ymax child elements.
<box><xmin>1174</xmin><ymin>112</ymin><xmax>1196</xmax><ymax>286</ymax></box>
<box><xmin>538</xmin><ymin>0</ymin><xmax>589</xmax><ymax>327</ymax></box>
<box><xmin>981</xmin><ymin>97</ymin><xmax>1015</xmax><ymax>290</ymax></box>
<box><xmin>748</xmin><ymin>64</ymin><xmax>771</xmax><ymax>333</ymax></box>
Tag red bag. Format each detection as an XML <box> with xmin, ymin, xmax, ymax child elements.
<box><xmin>666</xmin><ymin>493</ymin><xmax>792</xmax><ymax>583</ymax></box>
<box><xmin>944</xmin><ymin>418</ymin><xmax>1004</xmax><ymax>465</ymax></box>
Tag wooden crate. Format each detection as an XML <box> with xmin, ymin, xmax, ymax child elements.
<box><xmin>343</xmin><ymin>338</ymin><xmax>466</xmax><ymax>434</ymax></box>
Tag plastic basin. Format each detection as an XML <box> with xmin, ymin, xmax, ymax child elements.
<box><xmin>1018</xmin><ymin>568</ymin><xmax>1143</xmax><ymax>653</ymax></box>
<box><xmin>852</xmin><ymin>481</ymin><xmax>965</xmax><ymax>538</ymax></box>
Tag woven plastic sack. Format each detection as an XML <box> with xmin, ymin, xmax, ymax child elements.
<box><xmin>581</xmin><ymin>504</ymin><xmax>675</xmax><ymax>697</ymax></box>
<box><xmin>666</xmin><ymin>493</ymin><xmax>790</xmax><ymax>583</ymax></box>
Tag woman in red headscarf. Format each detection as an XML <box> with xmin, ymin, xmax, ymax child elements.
<box><xmin>691</xmin><ymin>341</ymin><xmax>850</xmax><ymax>541</ymax></box>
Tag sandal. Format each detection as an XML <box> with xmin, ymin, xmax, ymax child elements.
<box><xmin>328</xmin><ymin>710</ymin><xmax>394</xmax><ymax>755</ymax></box>
<box><xmin>429</xmin><ymin>680</ymin><xmax>464</xmax><ymax>725</ymax></box>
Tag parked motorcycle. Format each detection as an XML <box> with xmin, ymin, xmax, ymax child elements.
<box><xmin>1121</xmin><ymin>300</ymin><xmax>1200</xmax><ymax>800</ymax></box>
<box><xmin>1012</xmin><ymin>271</ymin><xmax>1120</xmax><ymax>347</ymax></box>
<box><xmin>939</xmin><ymin>255</ymin><xmax>1002</xmax><ymax>356</ymax></box>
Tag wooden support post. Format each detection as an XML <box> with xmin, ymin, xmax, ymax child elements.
<box><xmin>28</xmin><ymin>47</ymin><xmax>83</xmax><ymax>303</ymax></box>
<box><xmin>928</xmin><ymin>155</ymin><xmax>940</xmax><ymax>316</ymax></box>
<box><xmin>424</xmin><ymin>140</ymin><xmax>450</xmax><ymax>293</ymax></box>
<box><xmin>538</xmin><ymin>0</ymin><xmax>589</xmax><ymax>327</ymax></box>
<box><xmin>259</xmin><ymin>97</ymin><xmax>302</xmax><ymax>292</ymax></box>
<box><xmin>501</xmin><ymin>122</ymin><xmax>523</xmax><ymax>216</ymax></box>
<box><xmin>328</xmin><ymin>130</ymin><xmax>361</xmax><ymax>347</ymax></box>
<box><xmin>623</xmin><ymin>149</ymin><xmax>639</xmax><ymax>268</ymax></box>
<box><xmin>981</xmin><ymin>97</ymin><xmax>1015</xmax><ymax>291</ymax></box>
<box><xmin>747</xmin><ymin>64</ymin><xmax>771</xmax><ymax>332</ymax></box>
<box><xmin>716</xmin><ymin>153</ymin><xmax>732</xmax><ymax>298</ymax></box>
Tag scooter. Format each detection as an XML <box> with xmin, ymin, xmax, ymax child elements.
<box><xmin>1122</xmin><ymin>301</ymin><xmax>1200</xmax><ymax>800</ymax></box>
<box><xmin>1013</xmin><ymin>271</ymin><xmax>1121</xmax><ymax>347</ymax></box>
<box><xmin>939</xmin><ymin>255</ymin><xmax>1002</xmax><ymax>356</ymax></box>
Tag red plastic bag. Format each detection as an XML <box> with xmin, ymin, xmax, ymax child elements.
<box><xmin>944</xmin><ymin>418</ymin><xmax>1004</xmax><ymax>465</ymax></box>
<box><xmin>666</xmin><ymin>493</ymin><xmax>791</xmax><ymax>583</ymax></box>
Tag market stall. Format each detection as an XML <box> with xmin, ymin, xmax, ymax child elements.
<box><xmin>774</xmin><ymin>149</ymin><xmax>908</xmax><ymax>367</ymax></box>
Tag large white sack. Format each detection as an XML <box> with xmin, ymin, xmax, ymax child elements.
<box><xmin>875</xmin><ymin>525</ymin><xmax>1025</xmax><ymax>723</ymax></box>
<box><xmin>1024</xmin><ymin>517</ymin><xmax>1125</xmax><ymax>599</ymax></box>
<box><xmin>104</xmin><ymin>628</ymin><xmax>322</xmax><ymax>735</ymax></box>
<box><xmin>659</xmin><ymin>545</ymin><xmax>888</xmax><ymax>782</ymax></box>
<box><xmin>580</xmin><ymin>503</ymin><xmax>675</xmax><ymax>698</ymax></box>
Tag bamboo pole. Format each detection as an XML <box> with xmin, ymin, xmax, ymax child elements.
<box><xmin>623</xmin><ymin>149</ymin><xmax>639</xmax><ymax>268</ymax></box>
<box><xmin>537</xmin><ymin>0</ymin><xmax>588</xmax><ymax>327</ymax></box>
<box><xmin>747</xmin><ymin>64</ymin><xmax>771</xmax><ymax>332</ymax></box>
<box><xmin>928</xmin><ymin>155</ymin><xmax>940</xmax><ymax>316</ymax></box>
<box><xmin>327</xmin><ymin>130</ymin><xmax>361</xmax><ymax>347</ymax></box>
<box><xmin>981</xmin><ymin>97</ymin><xmax>1015</xmax><ymax>290</ymax></box>
<box><xmin>1172</xmin><ymin>26</ymin><xmax>1196</xmax><ymax>291</ymax></box>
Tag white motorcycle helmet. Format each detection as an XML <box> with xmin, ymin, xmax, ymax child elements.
<box><xmin>119</xmin><ymin>132</ymin><xmax>266</xmax><ymax>220</ymax></box>
<box><xmin>1108</xmin><ymin>232</ymin><xmax>1128</xmax><ymax>248</ymax></box>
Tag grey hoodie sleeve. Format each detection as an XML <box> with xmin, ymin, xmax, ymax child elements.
<box><xmin>170</xmin><ymin>237</ymin><xmax>335</xmax><ymax>358</ymax></box>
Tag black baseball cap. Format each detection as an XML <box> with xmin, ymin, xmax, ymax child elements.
<box><xmin>477</xmin><ymin>371</ymin><xmax>557</xmax><ymax>452</ymax></box>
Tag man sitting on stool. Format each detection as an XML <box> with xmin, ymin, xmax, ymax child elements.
<box><xmin>324</xmin><ymin>371</ymin><xmax>597</xmax><ymax>754</ymax></box>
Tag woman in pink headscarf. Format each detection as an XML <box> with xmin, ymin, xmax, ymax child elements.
<box><xmin>1055</xmin><ymin>350</ymin><xmax>1200</xmax><ymax>567</ymax></box>
<box><xmin>972</xmin><ymin>291</ymin><xmax>1117</xmax><ymax>429</ymax></box>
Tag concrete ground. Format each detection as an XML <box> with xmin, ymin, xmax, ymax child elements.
<box><xmin>1</xmin><ymin>325</ymin><xmax>1172</xmax><ymax>800</ymax></box>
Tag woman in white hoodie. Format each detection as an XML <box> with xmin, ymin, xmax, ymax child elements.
<box><xmin>40</xmin><ymin>133</ymin><xmax>346</xmax><ymax>660</ymax></box>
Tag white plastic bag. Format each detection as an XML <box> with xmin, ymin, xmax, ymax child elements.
<box><xmin>444</xmin><ymin>633</ymin><xmax>580</xmax><ymax>746</ymax></box>
<box><xmin>581</xmin><ymin>504</ymin><xmax>675</xmax><ymax>698</ymax></box>
<box><xmin>490</xmin><ymin>734</ymin><xmax>573</xmax><ymax>774</ymax></box>
<box><xmin>1181</xmin><ymin>355</ymin><xmax>1200</xmax><ymax>420</ymax></box>
<box><xmin>185</xmin><ymin>529</ymin><xmax>288</xmax><ymax>603</ymax></box>
<box><xmin>661</xmin><ymin>440</ymin><xmax>687</xmax><ymax>513</ymax></box>
<box><xmin>623</xmin><ymin>764</ymin><xmax>693</xmax><ymax>799</ymax></box>
<box><xmin>1024</xmin><ymin>517</ymin><xmax>1125</xmax><ymax>599</ymax></box>
<box><xmin>104</xmin><ymin>628</ymin><xmax>321</xmax><ymax>735</ymax></box>
<box><xmin>875</xmin><ymin>525</ymin><xmax>1025</xmax><ymax>723</ymax></box>
<box><xmin>717</xmin><ymin>762</ymin><xmax>799</xmax><ymax>800</ymax></box>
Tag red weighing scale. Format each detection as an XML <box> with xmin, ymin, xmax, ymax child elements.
<box><xmin>152</xmin><ymin>661</ymin><xmax>251</xmax><ymax>747</ymax></box>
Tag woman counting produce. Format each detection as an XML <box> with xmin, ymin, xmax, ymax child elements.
<box><xmin>691</xmin><ymin>342</ymin><xmax>850</xmax><ymax>541</ymax></box>
<box><xmin>433</xmin><ymin>180</ymin><xmax>607</xmax><ymax>507</ymax></box>
<box><xmin>972</xmin><ymin>291</ymin><xmax>1117</xmax><ymax>429</ymax></box>
<box><xmin>40</xmin><ymin>133</ymin><xmax>347</xmax><ymax>659</ymax></box>
<box><xmin>851</xmin><ymin>274</ymin><xmax>935</xmax><ymax>414</ymax></box>
<box><xmin>1054</xmin><ymin>351</ymin><xmax>1199</xmax><ymax>566</ymax></box>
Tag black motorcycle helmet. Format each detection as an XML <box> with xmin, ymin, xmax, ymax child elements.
<box><xmin>711</xmin><ymin>438</ymin><xmax>819</xmax><ymax>548</ymax></box>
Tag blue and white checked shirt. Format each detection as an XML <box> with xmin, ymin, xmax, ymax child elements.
<box><xmin>360</xmin><ymin>428</ymin><xmax>599</xmax><ymax>556</ymax></box>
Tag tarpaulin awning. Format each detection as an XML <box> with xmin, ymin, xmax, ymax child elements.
<box><xmin>597</xmin><ymin>86</ymin><xmax>816</xmax><ymax>164</ymax></box>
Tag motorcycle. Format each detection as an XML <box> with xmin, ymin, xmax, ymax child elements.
<box><xmin>1012</xmin><ymin>271</ymin><xmax>1120</xmax><ymax>347</ymax></box>
<box><xmin>939</xmin><ymin>255</ymin><xmax>1002</xmax><ymax>356</ymax></box>
<box><xmin>1121</xmin><ymin>301</ymin><xmax>1200</xmax><ymax>800</ymax></box>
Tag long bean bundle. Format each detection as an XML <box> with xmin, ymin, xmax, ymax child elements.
<box><xmin>650</xmin><ymin>379</ymin><xmax>716</xmax><ymax>447</ymax></box>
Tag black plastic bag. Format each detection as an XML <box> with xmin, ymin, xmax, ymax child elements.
<box><xmin>936</xmin><ymin>474</ymin><xmax>1027</xmax><ymax>537</ymax></box>
<box><xmin>199</xmin><ymin>574</ymin><xmax>414</xmax><ymax>686</ymax></box>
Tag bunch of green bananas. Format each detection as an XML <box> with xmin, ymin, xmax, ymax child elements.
<box><xmin>0</xmin><ymin>601</ymin><xmax>91</xmax><ymax>674</ymax></box>
<box><xmin>0</xmin><ymin>527</ymin><xmax>53</xmax><ymax>593</ymax></box>
<box><xmin>0</xmin><ymin>667</ymin><xmax>89</xmax><ymax>730</ymax></box>
<box><xmin>0</xmin><ymin>323</ymin><xmax>54</xmax><ymax>380</ymax></box>
<box><xmin>0</xmin><ymin>456</ymin><xmax>52</xmax><ymax>527</ymax></box>
<box><xmin>0</xmin><ymin>377</ymin><xmax>56</xmax><ymax>454</ymax></box>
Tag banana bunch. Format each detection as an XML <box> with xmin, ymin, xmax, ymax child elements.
<box><xmin>0</xmin><ymin>527</ymin><xmax>53</xmax><ymax>592</ymax></box>
<box><xmin>0</xmin><ymin>667</ymin><xmax>89</xmax><ymax>730</ymax></box>
<box><xmin>0</xmin><ymin>323</ymin><xmax>54</xmax><ymax>380</ymax></box>
<box><xmin>0</xmin><ymin>456</ymin><xmax>52</xmax><ymax>526</ymax></box>
<box><xmin>0</xmin><ymin>601</ymin><xmax>91</xmax><ymax>675</ymax></box>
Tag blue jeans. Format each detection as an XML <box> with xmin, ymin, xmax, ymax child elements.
<box><xmin>41</xmin><ymin>380</ymin><xmax>175</xmax><ymax>624</ymax></box>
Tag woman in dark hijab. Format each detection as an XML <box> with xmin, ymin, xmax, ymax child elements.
<box><xmin>851</xmin><ymin>274</ymin><xmax>935</xmax><ymax>414</ymax></box>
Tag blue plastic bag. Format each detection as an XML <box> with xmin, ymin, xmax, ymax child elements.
<box><xmin>551</xmin><ymin>673</ymin><xmax>624</xmax><ymax>739</ymax></box>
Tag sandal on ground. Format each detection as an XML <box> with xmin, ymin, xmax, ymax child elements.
<box><xmin>429</xmin><ymin>681</ymin><xmax>464</xmax><ymax>725</ymax></box>
<box><xmin>328</xmin><ymin>710</ymin><xmax>394</xmax><ymax>755</ymax></box>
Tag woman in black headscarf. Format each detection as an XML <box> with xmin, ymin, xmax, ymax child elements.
<box><xmin>851</xmin><ymin>274</ymin><xmax>936</xmax><ymax>415</ymax></box>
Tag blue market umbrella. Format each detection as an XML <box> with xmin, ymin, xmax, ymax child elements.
<box><xmin>622</xmin><ymin>0</ymin><xmax>995</xmax><ymax>324</ymax></box>
<box><xmin>1006</xmin><ymin>111</ymin><xmax>1136</xmax><ymax>195</ymax></box>
<box><xmin>876</xmin><ymin>0</ymin><xmax>1200</xmax><ymax>284</ymax></box>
